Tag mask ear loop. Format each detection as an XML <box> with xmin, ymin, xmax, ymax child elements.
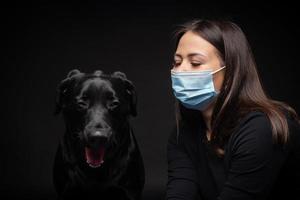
<box><xmin>210</xmin><ymin>66</ymin><xmax>226</xmax><ymax>75</ymax></box>
<box><xmin>211</xmin><ymin>66</ymin><xmax>226</xmax><ymax>94</ymax></box>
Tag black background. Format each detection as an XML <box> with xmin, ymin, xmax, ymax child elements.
<box><xmin>2</xmin><ymin>1</ymin><xmax>300</xmax><ymax>199</ymax></box>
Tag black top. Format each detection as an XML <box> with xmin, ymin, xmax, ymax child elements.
<box><xmin>166</xmin><ymin>111</ymin><xmax>300</xmax><ymax>200</ymax></box>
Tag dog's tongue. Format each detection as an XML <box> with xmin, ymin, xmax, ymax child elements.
<box><xmin>85</xmin><ymin>146</ymin><xmax>105</xmax><ymax>168</ymax></box>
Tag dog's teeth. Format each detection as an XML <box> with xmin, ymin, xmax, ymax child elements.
<box><xmin>88</xmin><ymin>161</ymin><xmax>104</xmax><ymax>168</ymax></box>
<box><xmin>89</xmin><ymin>164</ymin><xmax>99</xmax><ymax>168</ymax></box>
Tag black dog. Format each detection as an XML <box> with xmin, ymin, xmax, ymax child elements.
<box><xmin>53</xmin><ymin>69</ymin><xmax>145</xmax><ymax>200</ymax></box>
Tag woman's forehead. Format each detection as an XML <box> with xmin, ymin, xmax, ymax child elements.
<box><xmin>176</xmin><ymin>31</ymin><xmax>217</xmax><ymax>58</ymax></box>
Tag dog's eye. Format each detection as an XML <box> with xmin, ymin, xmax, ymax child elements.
<box><xmin>108</xmin><ymin>99</ymin><xmax>120</xmax><ymax>111</ymax></box>
<box><xmin>76</xmin><ymin>100</ymin><xmax>88</xmax><ymax>110</ymax></box>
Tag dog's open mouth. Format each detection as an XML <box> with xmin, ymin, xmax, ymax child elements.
<box><xmin>85</xmin><ymin>146</ymin><xmax>105</xmax><ymax>168</ymax></box>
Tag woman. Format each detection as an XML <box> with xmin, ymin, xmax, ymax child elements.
<box><xmin>167</xmin><ymin>19</ymin><xmax>300</xmax><ymax>200</ymax></box>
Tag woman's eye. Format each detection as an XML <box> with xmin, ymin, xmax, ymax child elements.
<box><xmin>191</xmin><ymin>62</ymin><xmax>202</xmax><ymax>67</ymax></box>
<box><xmin>173</xmin><ymin>61</ymin><xmax>181</xmax><ymax>67</ymax></box>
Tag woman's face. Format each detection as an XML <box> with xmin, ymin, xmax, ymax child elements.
<box><xmin>172</xmin><ymin>31</ymin><xmax>225</xmax><ymax>92</ymax></box>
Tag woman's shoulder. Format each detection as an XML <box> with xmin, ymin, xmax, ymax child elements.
<box><xmin>227</xmin><ymin>110</ymin><xmax>300</xmax><ymax>153</ymax></box>
<box><xmin>232</xmin><ymin>110</ymin><xmax>271</xmax><ymax>136</ymax></box>
<box><xmin>236</xmin><ymin>110</ymin><xmax>269</xmax><ymax>126</ymax></box>
<box><xmin>226</xmin><ymin>111</ymin><xmax>272</xmax><ymax>151</ymax></box>
<box><xmin>235</xmin><ymin>110</ymin><xmax>299</xmax><ymax>135</ymax></box>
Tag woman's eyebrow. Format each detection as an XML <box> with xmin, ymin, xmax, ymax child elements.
<box><xmin>187</xmin><ymin>53</ymin><xmax>207</xmax><ymax>59</ymax></box>
<box><xmin>174</xmin><ymin>54</ymin><xmax>182</xmax><ymax>59</ymax></box>
<box><xmin>174</xmin><ymin>53</ymin><xmax>207</xmax><ymax>59</ymax></box>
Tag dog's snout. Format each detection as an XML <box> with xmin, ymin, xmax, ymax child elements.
<box><xmin>85</xmin><ymin>120</ymin><xmax>110</xmax><ymax>133</ymax></box>
<box><xmin>95</xmin><ymin>122</ymin><xmax>103</xmax><ymax>129</ymax></box>
<box><xmin>86</xmin><ymin>128</ymin><xmax>112</xmax><ymax>147</ymax></box>
<box><xmin>91</xmin><ymin>119</ymin><xmax>110</xmax><ymax>129</ymax></box>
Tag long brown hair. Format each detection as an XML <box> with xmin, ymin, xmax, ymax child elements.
<box><xmin>173</xmin><ymin>19</ymin><xmax>299</xmax><ymax>156</ymax></box>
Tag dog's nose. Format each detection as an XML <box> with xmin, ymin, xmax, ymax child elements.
<box><xmin>94</xmin><ymin>122</ymin><xmax>109</xmax><ymax>130</ymax></box>
<box><xmin>88</xmin><ymin>128</ymin><xmax>111</xmax><ymax>147</ymax></box>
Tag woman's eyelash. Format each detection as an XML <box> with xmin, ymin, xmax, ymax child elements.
<box><xmin>191</xmin><ymin>62</ymin><xmax>202</xmax><ymax>66</ymax></box>
<box><xmin>173</xmin><ymin>61</ymin><xmax>181</xmax><ymax>66</ymax></box>
<box><xmin>172</xmin><ymin>61</ymin><xmax>202</xmax><ymax>67</ymax></box>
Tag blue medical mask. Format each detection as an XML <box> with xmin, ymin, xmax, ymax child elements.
<box><xmin>171</xmin><ymin>66</ymin><xmax>226</xmax><ymax>111</ymax></box>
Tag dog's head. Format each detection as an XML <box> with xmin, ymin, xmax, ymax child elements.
<box><xmin>54</xmin><ymin>69</ymin><xmax>137</xmax><ymax>168</ymax></box>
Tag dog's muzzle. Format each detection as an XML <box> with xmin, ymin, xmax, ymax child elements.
<box><xmin>85</xmin><ymin>129</ymin><xmax>111</xmax><ymax>168</ymax></box>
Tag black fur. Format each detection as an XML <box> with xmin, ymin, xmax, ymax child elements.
<box><xmin>53</xmin><ymin>69</ymin><xmax>145</xmax><ymax>200</ymax></box>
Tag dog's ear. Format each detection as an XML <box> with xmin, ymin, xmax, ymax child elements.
<box><xmin>54</xmin><ymin>69</ymin><xmax>82</xmax><ymax>115</ymax></box>
<box><xmin>67</xmin><ymin>69</ymin><xmax>81</xmax><ymax>78</ymax></box>
<box><xmin>112</xmin><ymin>71</ymin><xmax>127</xmax><ymax>79</ymax></box>
<box><xmin>112</xmin><ymin>71</ymin><xmax>137</xmax><ymax>117</ymax></box>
